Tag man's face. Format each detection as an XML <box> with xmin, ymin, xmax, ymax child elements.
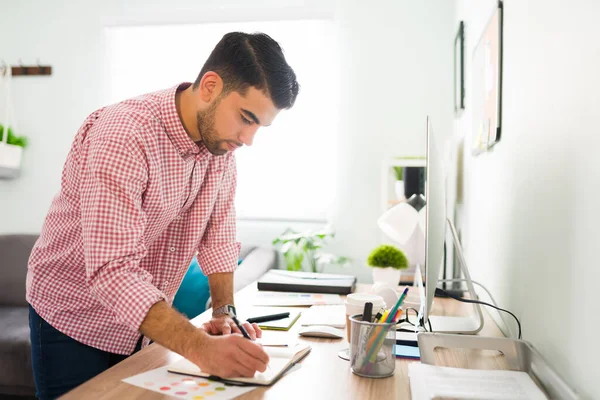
<box><xmin>196</xmin><ymin>86</ymin><xmax>280</xmax><ymax>156</ymax></box>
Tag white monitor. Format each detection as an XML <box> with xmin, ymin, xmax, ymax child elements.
<box><xmin>420</xmin><ymin>116</ymin><xmax>484</xmax><ymax>334</ymax></box>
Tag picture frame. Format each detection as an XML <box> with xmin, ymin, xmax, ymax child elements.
<box><xmin>454</xmin><ymin>21</ymin><xmax>465</xmax><ymax>115</ymax></box>
<box><xmin>471</xmin><ymin>0</ymin><xmax>503</xmax><ymax>155</ymax></box>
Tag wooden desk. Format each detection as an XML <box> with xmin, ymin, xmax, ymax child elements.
<box><xmin>61</xmin><ymin>283</ymin><xmax>504</xmax><ymax>400</ymax></box>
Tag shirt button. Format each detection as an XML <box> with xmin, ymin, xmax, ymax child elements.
<box><xmin>169</xmin><ymin>247</ymin><xmax>176</xmax><ymax>252</ymax></box>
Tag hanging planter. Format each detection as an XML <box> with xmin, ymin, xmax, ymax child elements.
<box><xmin>0</xmin><ymin>63</ymin><xmax>26</xmax><ymax>179</ymax></box>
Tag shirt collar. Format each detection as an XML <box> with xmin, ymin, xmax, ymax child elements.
<box><xmin>160</xmin><ymin>82</ymin><xmax>211</xmax><ymax>157</ymax></box>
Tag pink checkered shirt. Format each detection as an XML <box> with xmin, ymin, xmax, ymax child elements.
<box><xmin>26</xmin><ymin>83</ymin><xmax>241</xmax><ymax>355</ymax></box>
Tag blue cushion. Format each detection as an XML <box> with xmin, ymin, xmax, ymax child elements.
<box><xmin>173</xmin><ymin>257</ymin><xmax>244</xmax><ymax>320</ymax></box>
<box><xmin>172</xmin><ymin>257</ymin><xmax>210</xmax><ymax>319</ymax></box>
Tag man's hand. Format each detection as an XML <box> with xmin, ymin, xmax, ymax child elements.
<box><xmin>190</xmin><ymin>333</ymin><xmax>270</xmax><ymax>378</ymax></box>
<box><xmin>201</xmin><ymin>315</ymin><xmax>262</xmax><ymax>339</ymax></box>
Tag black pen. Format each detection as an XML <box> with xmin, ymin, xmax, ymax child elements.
<box><xmin>231</xmin><ymin>315</ymin><xmax>271</xmax><ymax>372</ymax></box>
<box><xmin>231</xmin><ymin>315</ymin><xmax>251</xmax><ymax>339</ymax></box>
<box><xmin>246</xmin><ymin>312</ymin><xmax>290</xmax><ymax>324</ymax></box>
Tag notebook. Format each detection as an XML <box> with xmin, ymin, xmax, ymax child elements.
<box><xmin>257</xmin><ymin>270</ymin><xmax>356</xmax><ymax>294</ymax></box>
<box><xmin>300</xmin><ymin>305</ymin><xmax>346</xmax><ymax>328</ymax></box>
<box><xmin>167</xmin><ymin>343</ymin><xmax>311</xmax><ymax>386</ymax></box>
<box><xmin>394</xmin><ymin>344</ymin><xmax>420</xmax><ymax>359</ymax></box>
<box><xmin>244</xmin><ymin>309</ymin><xmax>302</xmax><ymax>331</ymax></box>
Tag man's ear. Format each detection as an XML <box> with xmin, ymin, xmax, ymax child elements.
<box><xmin>196</xmin><ymin>71</ymin><xmax>223</xmax><ymax>103</ymax></box>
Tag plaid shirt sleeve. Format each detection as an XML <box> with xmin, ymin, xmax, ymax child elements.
<box><xmin>80</xmin><ymin>137</ymin><xmax>168</xmax><ymax>332</ymax></box>
<box><xmin>197</xmin><ymin>154</ymin><xmax>241</xmax><ymax>275</ymax></box>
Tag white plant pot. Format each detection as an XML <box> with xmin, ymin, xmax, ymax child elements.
<box><xmin>372</xmin><ymin>267</ymin><xmax>401</xmax><ymax>286</ymax></box>
<box><xmin>0</xmin><ymin>143</ymin><xmax>22</xmax><ymax>178</ymax></box>
<box><xmin>395</xmin><ymin>180</ymin><xmax>405</xmax><ymax>200</ymax></box>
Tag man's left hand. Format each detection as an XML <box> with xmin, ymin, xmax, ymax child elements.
<box><xmin>201</xmin><ymin>316</ymin><xmax>262</xmax><ymax>340</ymax></box>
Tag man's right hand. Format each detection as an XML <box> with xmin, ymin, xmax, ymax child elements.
<box><xmin>189</xmin><ymin>333</ymin><xmax>270</xmax><ymax>378</ymax></box>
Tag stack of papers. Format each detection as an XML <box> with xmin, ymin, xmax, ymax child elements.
<box><xmin>408</xmin><ymin>363</ymin><xmax>548</xmax><ymax>400</ymax></box>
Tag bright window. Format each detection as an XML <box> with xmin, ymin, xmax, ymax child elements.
<box><xmin>105</xmin><ymin>19</ymin><xmax>338</xmax><ymax>221</ymax></box>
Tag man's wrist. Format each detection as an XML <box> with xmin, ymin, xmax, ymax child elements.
<box><xmin>212</xmin><ymin>304</ymin><xmax>236</xmax><ymax>318</ymax></box>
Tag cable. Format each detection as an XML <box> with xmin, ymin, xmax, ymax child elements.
<box><xmin>438</xmin><ymin>278</ymin><xmax>517</xmax><ymax>339</ymax></box>
<box><xmin>434</xmin><ymin>287</ymin><xmax>522</xmax><ymax>339</ymax></box>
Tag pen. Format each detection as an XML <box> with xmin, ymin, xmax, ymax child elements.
<box><xmin>225</xmin><ymin>316</ymin><xmax>272</xmax><ymax>373</ymax></box>
<box><xmin>231</xmin><ymin>315</ymin><xmax>251</xmax><ymax>340</ymax></box>
<box><xmin>246</xmin><ymin>312</ymin><xmax>290</xmax><ymax>324</ymax></box>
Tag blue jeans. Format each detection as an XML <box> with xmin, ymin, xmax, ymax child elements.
<box><xmin>28</xmin><ymin>304</ymin><xmax>142</xmax><ymax>399</ymax></box>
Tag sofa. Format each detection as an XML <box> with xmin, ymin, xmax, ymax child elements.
<box><xmin>0</xmin><ymin>234</ymin><xmax>277</xmax><ymax>397</ymax></box>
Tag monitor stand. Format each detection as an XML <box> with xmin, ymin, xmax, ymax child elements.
<box><xmin>419</xmin><ymin>218</ymin><xmax>484</xmax><ymax>334</ymax></box>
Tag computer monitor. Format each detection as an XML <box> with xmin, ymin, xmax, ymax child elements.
<box><xmin>420</xmin><ymin>116</ymin><xmax>484</xmax><ymax>334</ymax></box>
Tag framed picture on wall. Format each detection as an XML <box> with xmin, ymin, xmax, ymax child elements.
<box><xmin>454</xmin><ymin>21</ymin><xmax>465</xmax><ymax>115</ymax></box>
<box><xmin>471</xmin><ymin>0</ymin><xmax>503</xmax><ymax>155</ymax></box>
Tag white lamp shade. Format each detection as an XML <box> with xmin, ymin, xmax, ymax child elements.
<box><xmin>377</xmin><ymin>202</ymin><xmax>419</xmax><ymax>245</ymax></box>
<box><xmin>418</xmin><ymin>204</ymin><xmax>427</xmax><ymax>234</ymax></box>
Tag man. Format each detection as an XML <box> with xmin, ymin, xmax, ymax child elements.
<box><xmin>26</xmin><ymin>32</ymin><xmax>299</xmax><ymax>399</ymax></box>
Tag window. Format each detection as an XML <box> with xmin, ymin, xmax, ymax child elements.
<box><xmin>105</xmin><ymin>19</ymin><xmax>339</xmax><ymax>221</ymax></box>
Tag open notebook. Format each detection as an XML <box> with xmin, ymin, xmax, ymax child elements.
<box><xmin>167</xmin><ymin>343</ymin><xmax>311</xmax><ymax>386</ymax></box>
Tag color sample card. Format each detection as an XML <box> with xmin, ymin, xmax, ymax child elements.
<box><xmin>122</xmin><ymin>366</ymin><xmax>256</xmax><ymax>399</ymax></box>
<box><xmin>253</xmin><ymin>291</ymin><xmax>343</xmax><ymax>306</ymax></box>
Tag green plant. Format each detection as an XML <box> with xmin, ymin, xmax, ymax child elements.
<box><xmin>272</xmin><ymin>228</ymin><xmax>351</xmax><ymax>272</ymax></box>
<box><xmin>0</xmin><ymin>124</ymin><xmax>28</xmax><ymax>148</ymax></box>
<box><xmin>393</xmin><ymin>166</ymin><xmax>403</xmax><ymax>180</ymax></box>
<box><xmin>367</xmin><ymin>245</ymin><xmax>408</xmax><ymax>270</ymax></box>
<box><xmin>392</xmin><ymin>156</ymin><xmax>426</xmax><ymax>180</ymax></box>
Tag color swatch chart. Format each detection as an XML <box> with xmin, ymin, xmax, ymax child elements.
<box><xmin>122</xmin><ymin>366</ymin><xmax>256</xmax><ymax>399</ymax></box>
<box><xmin>253</xmin><ymin>291</ymin><xmax>343</xmax><ymax>306</ymax></box>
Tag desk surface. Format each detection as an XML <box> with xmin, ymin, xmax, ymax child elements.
<box><xmin>61</xmin><ymin>283</ymin><xmax>504</xmax><ymax>400</ymax></box>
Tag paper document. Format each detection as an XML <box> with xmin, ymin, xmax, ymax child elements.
<box><xmin>408</xmin><ymin>363</ymin><xmax>548</xmax><ymax>400</ymax></box>
<box><xmin>123</xmin><ymin>366</ymin><xmax>256</xmax><ymax>399</ymax></box>
<box><xmin>300</xmin><ymin>305</ymin><xmax>346</xmax><ymax>328</ymax></box>
<box><xmin>253</xmin><ymin>291</ymin><xmax>343</xmax><ymax>306</ymax></box>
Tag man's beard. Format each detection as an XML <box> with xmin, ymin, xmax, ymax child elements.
<box><xmin>196</xmin><ymin>99</ymin><xmax>226</xmax><ymax>156</ymax></box>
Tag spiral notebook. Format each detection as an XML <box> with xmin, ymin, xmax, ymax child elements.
<box><xmin>167</xmin><ymin>343</ymin><xmax>311</xmax><ymax>386</ymax></box>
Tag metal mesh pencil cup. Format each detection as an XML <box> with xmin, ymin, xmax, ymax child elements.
<box><xmin>349</xmin><ymin>313</ymin><xmax>396</xmax><ymax>378</ymax></box>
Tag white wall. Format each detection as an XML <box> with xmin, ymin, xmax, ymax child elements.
<box><xmin>0</xmin><ymin>0</ymin><xmax>455</xmax><ymax>285</ymax></box>
<box><xmin>453</xmin><ymin>0</ymin><xmax>600</xmax><ymax>397</ymax></box>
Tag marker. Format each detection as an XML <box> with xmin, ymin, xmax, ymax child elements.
<box><xmin>246</xmin><ymin>312</ymin><xmax>290</xmax><ymax>324</ymax></box>
<box><xmin>362</xmin><ymin>302</ymin><xmax>373</xmax><ymax>322</ymax></box>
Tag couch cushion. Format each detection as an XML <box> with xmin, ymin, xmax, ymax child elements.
<box><xmin>234</xmin><ymin>247</ymin><xmax>278</xmax><ymax>292</ymax></box>
<box><xmin>0</xmin><ymin>307</ymin><xmax>35</xmax><ymax>395</ymax></box>
<box><xmin>172</xmin><ymin>257</ymin><xmax>210</xmax><ymax>320</ymax></box>
<box><xmin>0</xmin><ymin>235</ymin><xmax>39</xmax><ymax>307</ymax></box>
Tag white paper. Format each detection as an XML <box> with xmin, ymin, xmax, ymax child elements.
<box><xmin>168</xmin><ymin>343</ymin><xmax>310</xmax><ymax>386</ymax></box>
<box><xmin>253</xmin><ymin>291</ymin><xmax>343</xmax><ymax>306</ymax></box>
<box><xmin>122</xmin><ymin>366</ymin><xmax>256</xmax><ymax>399</ymax></box>
<box><xmin>300</xmin><ymin>305</ymin><xmax>346</xmax><ymax>328</ymax></box>
<box><xmin>408</xmin><ymin>363</ymin><xmax>548</xmax><ymax>400</ymax></box>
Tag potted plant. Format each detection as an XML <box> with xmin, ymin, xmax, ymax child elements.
<box><xmin>272</xmin><ymin>228</ymin><xmax>350</xmax><ymax>273</ymax></box>
<box><xmin>393</xmin><ymin>166</ymin><xmax>405</xmax><ymax>200</ymax></box>
<box><xmin>0</xmin><ymin>124</ymin><xmax>28</xmax><ymax>179</ymax></box>
<box><xmin>367</xmin><ymin>244</ymin><xmax>408</xmax><ymax>285</ymax></box>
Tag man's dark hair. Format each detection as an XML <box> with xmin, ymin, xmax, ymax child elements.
<box><xmin>194</xmin><ymin>32</ymin><xmax>299</xmax><ymax>110</ymax></box>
